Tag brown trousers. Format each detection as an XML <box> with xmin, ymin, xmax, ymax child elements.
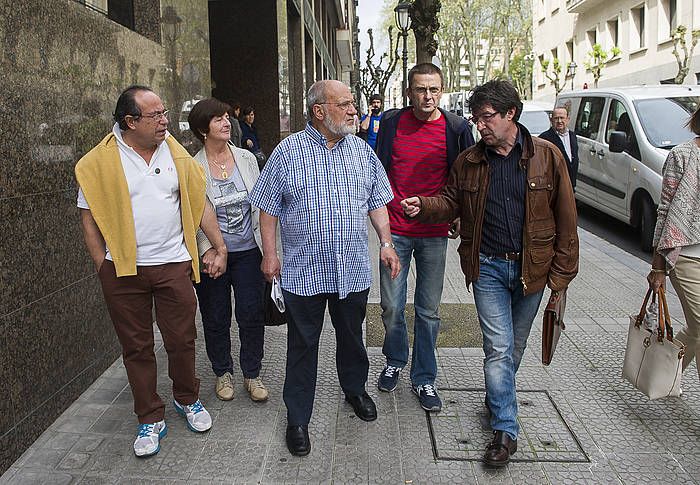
<box><xmin>98</xmin><ymin>260</ymin><xmax>200</xmax><ymax>423</ymax></box>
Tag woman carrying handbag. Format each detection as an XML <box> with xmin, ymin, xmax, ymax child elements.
<box><xmin>647</xmin><ymin>106</ymin><xmax>700</xmax><ymax>384</ymax></box>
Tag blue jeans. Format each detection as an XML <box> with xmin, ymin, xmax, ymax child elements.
<box><xmin>194</xmin><ymin>248</ymin><xmax>265</xmax><ymax>379</ymax></box>
<box><xmin>472</xmin><ymin>254</ymin><xmax>544</xmax><ymax>440</ymax></box>
<box><xmin>380</xmin><ymin>234</ymin><xmax>447</xmax><ymax>386</ymax></box>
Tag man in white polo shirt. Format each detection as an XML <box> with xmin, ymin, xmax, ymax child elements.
<box><xmin>75</xmin><ymin>85</ymin><xmax>227</xmax><ymax>457</ymax></box>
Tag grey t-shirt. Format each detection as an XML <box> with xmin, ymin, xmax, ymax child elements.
<box><xmin>211</xmin><ymin>165</ymin><xmax>257</xmax><ymax>252</ymax></box>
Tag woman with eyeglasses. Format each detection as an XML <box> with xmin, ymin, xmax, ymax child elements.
<box><xmin>240</xmin><ymin>106</ymin><xmax>265</xmax><ymax>169</ymax></box>
<box><xmin>187</xmin><ymin>98</ymin><xmax>269</xmax><ymax>403</ymax></box>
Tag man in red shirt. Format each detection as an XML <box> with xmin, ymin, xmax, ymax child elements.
<box><xmin>374</xmin><ymin>63</ymin><xmax>474</xmax><ymax>411</ymax></box>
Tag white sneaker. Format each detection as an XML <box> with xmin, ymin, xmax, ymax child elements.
<box><xmin>173</xmin><ymin>399</ymin><xmax>212</xmax><ymax>432</ymax></box>
<box><xmin>133</xmin><ymin>420</ymin><xmax>167</xmax><ymax>457</ymax></box>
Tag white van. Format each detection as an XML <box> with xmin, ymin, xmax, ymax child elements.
<box><xmin>519</xmin><ymin>101</ymin><xmax>553</xmax><ymax>135</ymax></box>
<box><xmin>556</xmin><ymin>86</ymin><xmax>700</xmax><ymax>251</ymax></box>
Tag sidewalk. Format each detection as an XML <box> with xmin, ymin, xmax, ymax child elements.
<box><xmin>2</xmin><ymin>228</ymin><xmax>699</xmax><ymax>484</ymax></box>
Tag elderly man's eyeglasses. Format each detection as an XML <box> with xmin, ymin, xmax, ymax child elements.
<box><xmin>318</xmin><ymin>101</ymin><xmax>357</xmax><ymax>111</ymax></box>
<box><xmin>469</xmin><ymin>111</ymin><xmax>499</xmax><ymax>125</ymax></box>
<box><xmin>132</xmin><ymin>110</ymin><xmax>170</xmax><ymax>122</ymax></box>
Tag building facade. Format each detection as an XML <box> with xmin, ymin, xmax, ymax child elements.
<box><xmin>532</xmin><ymin>0</ymin><xmax>700</xmax><ymax>100</ymax></box>
<box><xmin>0</xmin><ymin>0</ymin><xmax>356</xmax><ymax>474</ymax></box>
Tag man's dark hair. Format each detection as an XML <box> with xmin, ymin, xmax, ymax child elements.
<box><xmin>369</xmin><ymin>94</ymin><xmax>383</xmax><ymax>103</ymax></box>
<box><xmin>114</xmin><ymin>85</ymin><xmax>153</xmax><ymax>130</ymax></box>
<box><xmin>468</xmin><ymin>80</ymin><xmax>523</xmax><ymax>121</ymax></box>
<box><xmin>407</xmin><ymin>63</ymin><xmax>444</xmax><ymax>89</ymax></box>
<box><xmin>188</xmin><ymin>97</ymin><xmax>231</xmax><ymax>144</ymax></box>
<box><xmin>240</xmin><ymin>106</ymin><xmax>255</xmax><ymax>121</ymax></box>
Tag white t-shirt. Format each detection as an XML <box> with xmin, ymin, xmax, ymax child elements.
<box><xmin>557</xmin><ymin>130</ymin><xmax>572</xmax><ymax>161</ymax></box>
<box><xmin>77</xmin><ymin>124</ymin><xmax>191</xmax><ymax>265</ymax></box>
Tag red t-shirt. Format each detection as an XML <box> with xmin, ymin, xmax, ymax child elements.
<box><xmin>387</xmin><ymin>110</ymin><xmax>449</xmax><ymax>237</ymax></box>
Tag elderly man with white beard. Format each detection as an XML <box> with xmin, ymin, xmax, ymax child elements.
<box><xmin>249</xmin><ymin>80</ymin><xmax>401</xmax><ymax>456</ymax></box>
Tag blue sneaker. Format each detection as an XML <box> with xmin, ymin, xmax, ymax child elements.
<box><xmin>377</xmin><ymin>365</ymin><xmax>401</xmax><ymax>392</ymax></box>
<box><xmin>133</xmin><ymin>420</ymin><xmax>167</xmax><ymax>457</ymax></box>
<box><xmin>173</xmin><ymin>399</ymin><xmax>212</xmax><ymax>432</ymax></box>
<box><xmin>412</xmin><ymin>384</ymin><xmax>442</xmax><ymax>412</ymax></box>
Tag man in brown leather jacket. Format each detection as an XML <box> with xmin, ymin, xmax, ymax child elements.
<box><xmin>401</xmin><ymin>80</ymin><xmax>578</xmax><ymax>467</ymax></box>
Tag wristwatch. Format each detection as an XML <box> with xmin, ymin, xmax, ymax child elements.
<box><xmin>380</xmin><ymin>242</ymin><xmax>395</xmax><ymax>249</ymax></box>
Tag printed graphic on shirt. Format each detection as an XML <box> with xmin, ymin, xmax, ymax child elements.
<box><xmin>213</xmin><ymin>180</ymin><xmax>247</xmax><ymax>233</ymax></box>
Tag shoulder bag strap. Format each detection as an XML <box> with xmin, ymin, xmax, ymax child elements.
<box><xmin>636</xmin><ymin>288</ymin><xmax>653</xmax><ymax>328</ymax></box>
<box><xmin>659</xmin><ymin>286</ymin><xmax>674</xmax><ymax>341</ymax></box>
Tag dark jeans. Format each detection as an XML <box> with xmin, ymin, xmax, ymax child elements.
<box><xmin>282</xmin><ymin>289</ymin><xmax>370</xmax><ymax>426</ymax></box>
<box><xmin>194</xmin><ymin>247</ymin><xmax>265</xmax><ymax>379</ymax></box>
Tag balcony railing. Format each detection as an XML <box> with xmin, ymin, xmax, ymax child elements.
<box><xmin>566</xmin><ymin>0</ymin><xmax>605</xmax><ymax>13</ymax></box>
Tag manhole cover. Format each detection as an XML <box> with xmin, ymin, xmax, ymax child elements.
<box><xmin>427</xmin><ymin>389</ymin><xmax>589</xmax><ymax>463</ymax></box>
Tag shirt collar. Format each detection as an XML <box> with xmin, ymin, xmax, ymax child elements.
<box><xmin>557</xmin><ymin>129</ymin><xmax>569</xmax><ymax>136</ymax></box>
<box><xmin>304</xmin><ymin>121</ymin><xmax>347</xmax><ymax>148</ymax></box>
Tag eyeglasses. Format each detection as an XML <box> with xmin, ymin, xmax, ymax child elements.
<box><xmin>469</xmin><ymin>111</ymin><xmax>499</xmax><ymax>125</ymax></box>
<box><xmin>411</xmin><ymin>86</ymin><xmax>442</xmax><ymax>96</ymax></box>
<box><xmin>318</xmin><ymin>101</ymin><xmax>357</xmax><ymax>111</ymax></box>
<box><xmin>135</xmin><ymin>110</ymin><xmax>170</xmax><ymax>122</ymax></box>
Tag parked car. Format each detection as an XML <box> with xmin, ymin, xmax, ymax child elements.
<box><xmin>519</xmin><ymin>101</ymin><xmax>553</xmax><ymax>135</ymax></box>
<box><xmin>557</xmin><ymin>85</ymin><xmax>700</xmax><ymax>251</ymax></box>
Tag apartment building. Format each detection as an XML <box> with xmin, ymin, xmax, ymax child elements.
<box><xmin>532</xmin><ymin>0</ymin><xmax>700</xmax><ymax>100</ymax></box>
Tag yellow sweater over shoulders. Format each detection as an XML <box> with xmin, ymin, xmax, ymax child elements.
<box><xmin>75</xmin><ymin>133</ymin><xmax>206</xmax><ymax>282</ymax></box>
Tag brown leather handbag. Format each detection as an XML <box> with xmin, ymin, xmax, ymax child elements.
<box><xmin>542</xmin><ymin>289</ymin><xmax>567</xmax><ymax>366</ymax></box>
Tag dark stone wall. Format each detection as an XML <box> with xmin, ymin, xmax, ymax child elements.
<box><xmin>0</xmin><ymin>0</ymin><xmax>210</xmax><ymax>474</ymax></box>
<box><xmin>209</xmin><ymin>0</ymin><xmax>281</xmax><ymax>155</ymax></box>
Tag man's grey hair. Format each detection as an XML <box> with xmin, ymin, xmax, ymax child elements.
<box><xmin>307</xmin><ymin>81</ymin><xmax>328</xmax><ymax>119</ymax></box>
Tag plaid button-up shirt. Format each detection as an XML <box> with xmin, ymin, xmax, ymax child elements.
<box><xmin>249</xmin><ymin>123</ymin><xmax>393</xmax><ymax>299</ymax></box>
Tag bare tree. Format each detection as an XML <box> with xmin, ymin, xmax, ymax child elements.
<box><xmin>672</xmin><ymin>25</ymin><xmax>700</xmax><ymax>84</ymax></box>
<box><xmin>359</xmin><ymin>27</ymin><xmax>400</xmax><ymax>106</ymax></box>
<box><xmin>540</xmin><ymin>58</ymin><xmax>565</xmax><ymax>96</ymax></box>
<box><xmin>585</xmin><ymin>44</ymin><xmax>621</xmax><ymax>88</ymax></box>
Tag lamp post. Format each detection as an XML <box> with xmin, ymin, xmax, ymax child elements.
<box><xmin>161</xmin><ymin>6</ymin><xmax>182</xmax><ymax>131</ymax></box>
<box><xmin>394</xmin><ymin>2</ymin><xmax>411</xmax><ymax>107</ymax></box>
<box><xmin>567</xmin><ymin>61</ymin><xmax>577</xmax><ymax>90</ymax></box>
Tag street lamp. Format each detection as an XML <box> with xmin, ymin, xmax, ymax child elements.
<box><xmin>161</xmin><ymin>6</ymin><xmax>182</xmax><ymax>131</ymax></box>
<box><xmin>394</xmin><ymin>1</ymin><xmax>411</xmax><ymax>107</ymax></box>
<box><xmin>567</xmin><ymin>61</ymin><xmax>577</xmax><ymax>90</ymax></box>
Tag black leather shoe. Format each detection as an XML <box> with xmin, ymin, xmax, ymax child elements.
<box><xmin>483</xmin><ymin>430</ymin><xmax>517</xmax><ymax>467</ymax></box>
<box><xmin>286</xmin><ymin>425</ymin><xmax>311</xmax><ymax>456</ymax></box>
<box><xmin>345</xmin><ymin>391</ymin><xmax>377</xmax><ymax>421</ymax></box>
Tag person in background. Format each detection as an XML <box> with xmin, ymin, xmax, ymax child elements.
<box><xmin>229</xmin><ymin>103</ymin><xmax>243</xmax><ymax>147</ymax></box>
<box><xmin>647</xmin><ymin>106</ymin><xmax>700</xmax><ymax>384</ymax></box>
<box><xmin>240</xmin><ymin>106</ymin><xmax>264</xmax><ymax>168</ymax></box>
<box><xmin>188</xmin><ymin>98</ymin><xmax>269</xmax><ymax>404</ymax></box>
<box><xmin>538</xmin><ymin>106</ymin><xmax>579</xmax><ymax>190</ymax></box>
<box><xmin>359</xmin><ymin>94</ymin><xmax>384</xmax><ymax>150</ymax></box>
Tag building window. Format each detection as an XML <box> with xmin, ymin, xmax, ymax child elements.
<box><xmin>607</xmin><ymin>18</ymin><xmax>619</xmax><ymax>48</ymax></box>
<box><xmin>586</xmin><ymin>29</ymin><xmax>597</xmax><ymax>50</ymax></box>
<box><xmin>551</xmin><ymin>48</ymin><xmax>558</xmax><ymax>61</ymax></box>
<box><xmin>566</xmin><ymin>40</ymin><xmax>574</xmax><ymax>63</ymax></box>
<box><xmin>659</xmin><ymin>0</ymin><xmax>677</xmax><ymax>40</ymax></box>
<box><xmin>108</xmin><ymin>0</ymin><xmax>135</xmax><ymax>31</ymax></box>
<box><xmin>630</xmin><ymin>5</ymin><xmax>645</xmax><ymax>50</ymax></box>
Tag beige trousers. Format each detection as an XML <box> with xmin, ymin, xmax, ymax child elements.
<box><xmin>670</xmin><ymin>255</ymin><xmax>700</xmax><ymax>381</ymax></box>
